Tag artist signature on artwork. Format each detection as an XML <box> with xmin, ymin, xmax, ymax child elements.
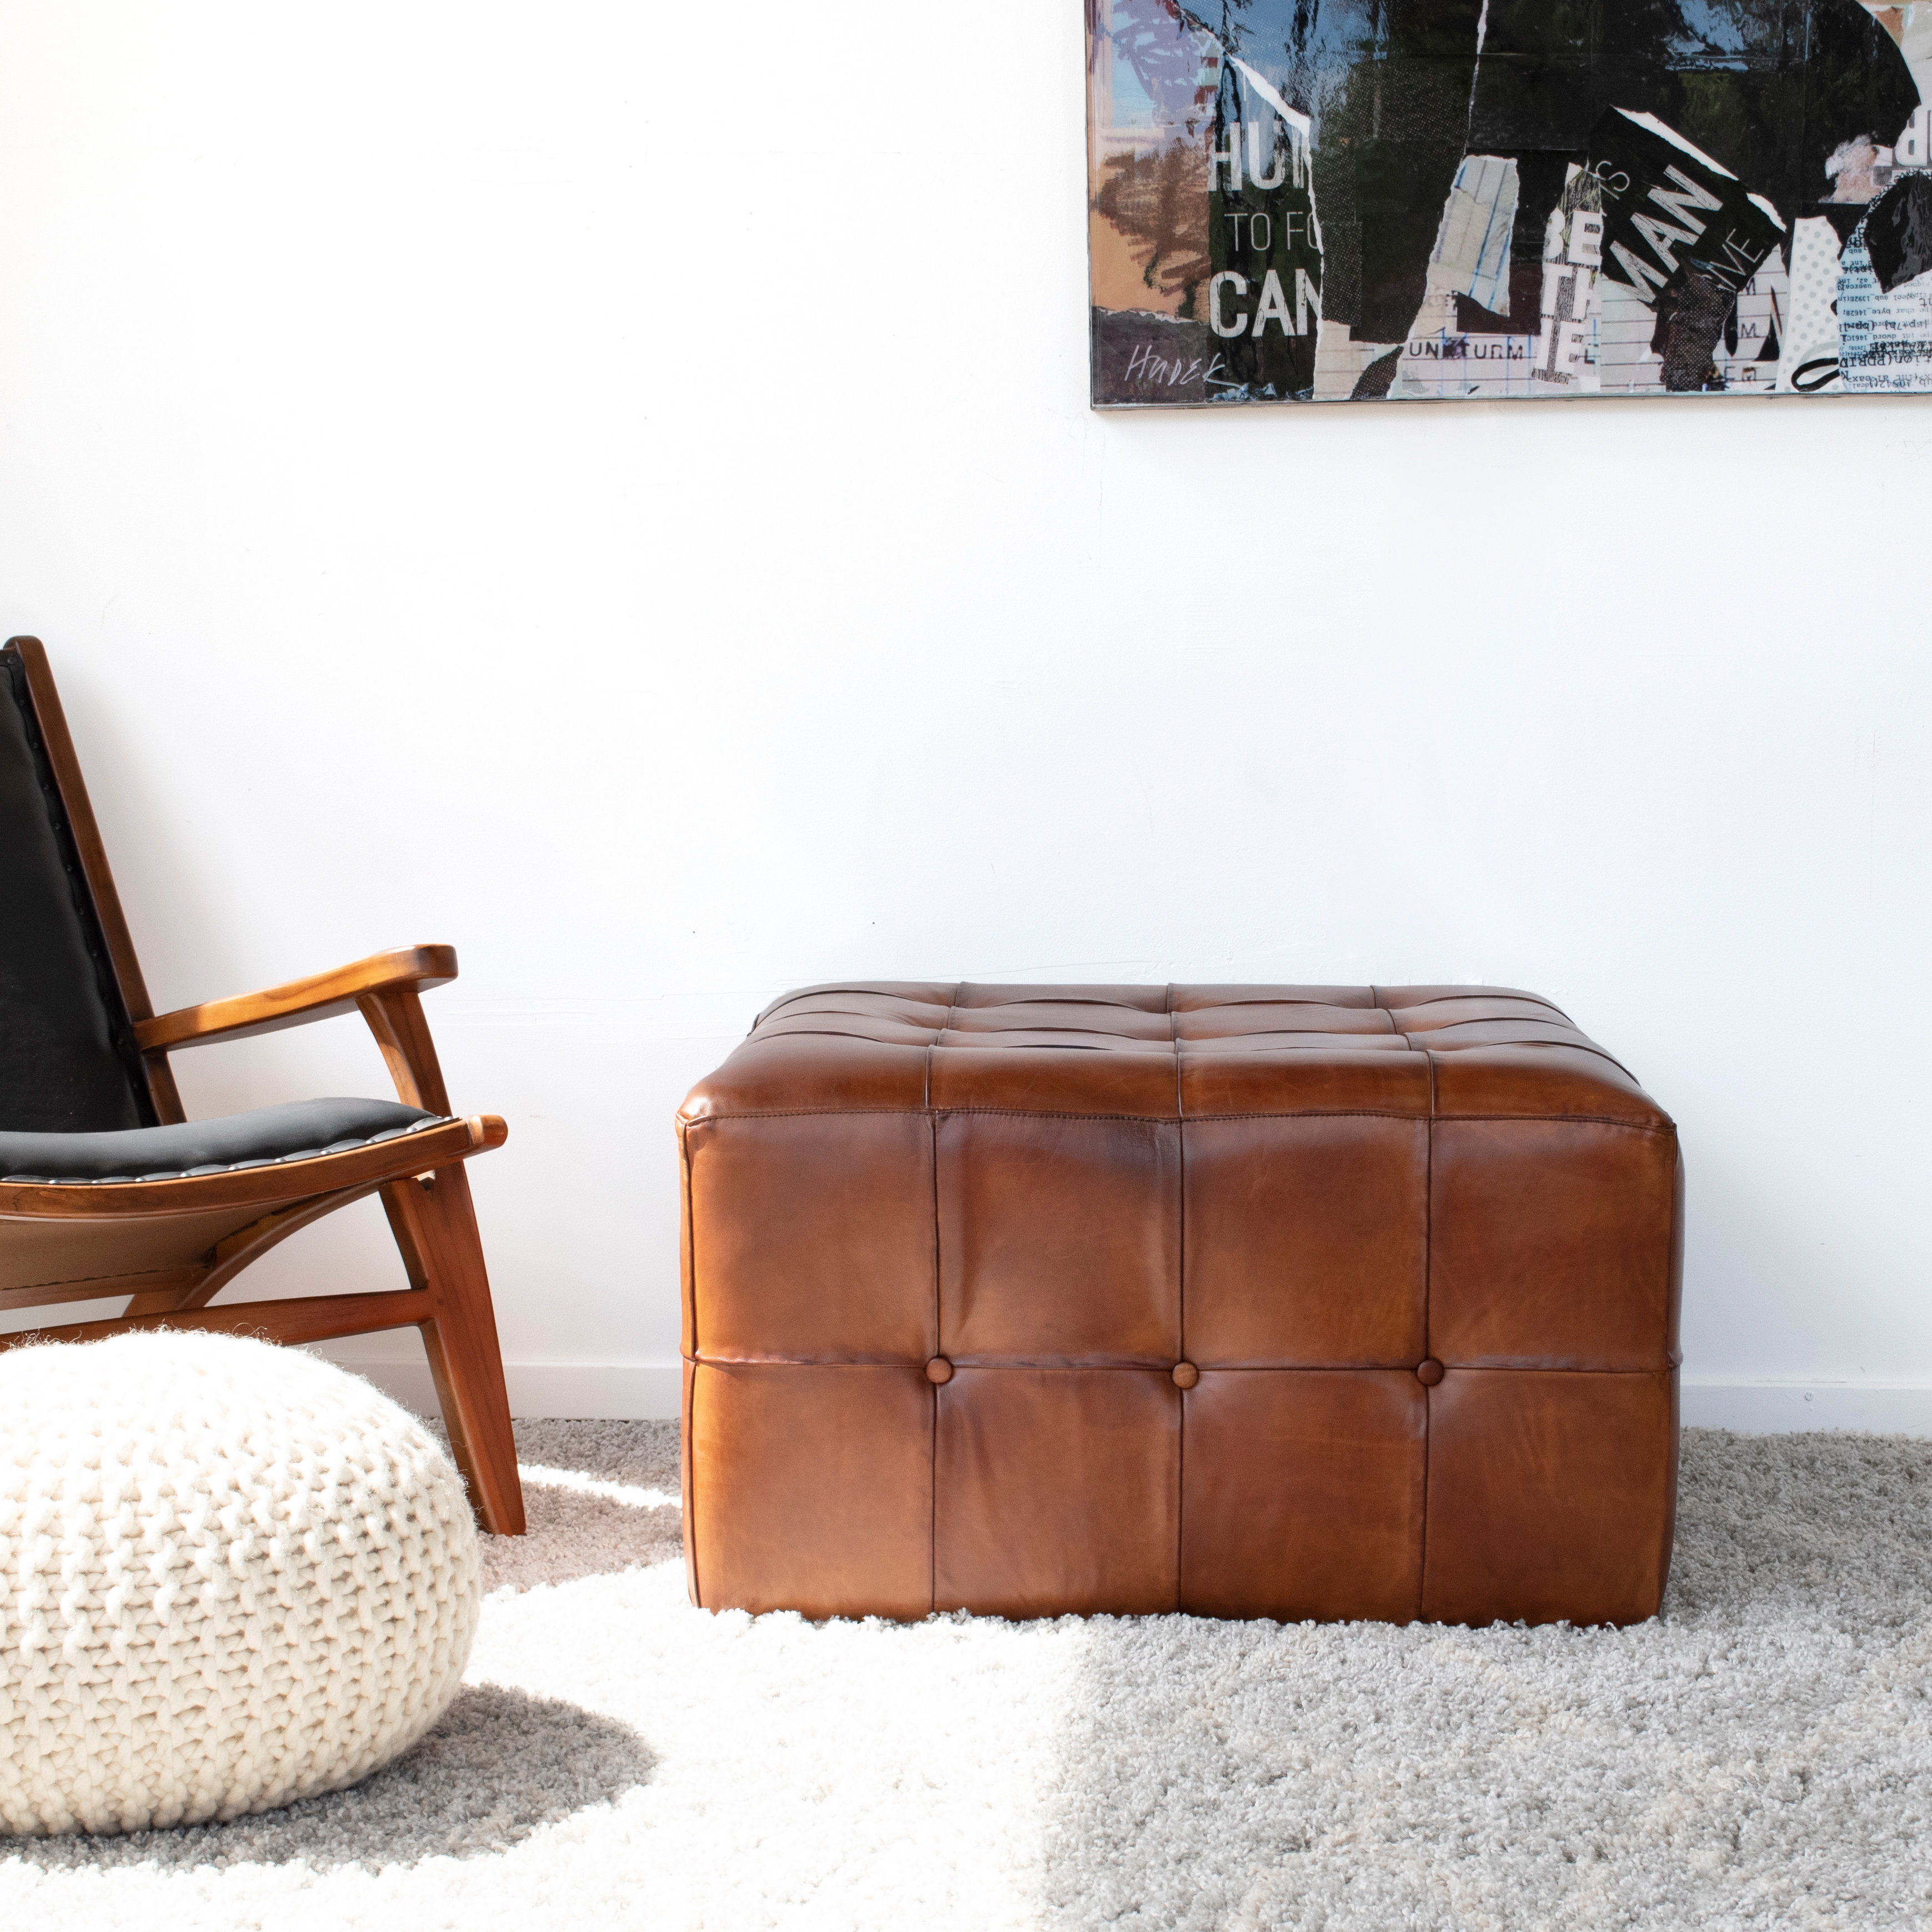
<box><xmin>1123</xmin><ymin>340</ymin><xmax>1231</xmax><ymax>389</ymax></box>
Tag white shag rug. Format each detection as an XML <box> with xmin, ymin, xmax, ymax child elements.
<box><xmin>3</xmin><ymin>1421</ymin><xmax>1930</xmax><ymax>1930</ymax></box>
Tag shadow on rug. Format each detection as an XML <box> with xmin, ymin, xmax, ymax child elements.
<box><xmin>480</xmin><ymin>1481</ymin><xmax>683</xmax><ymax>1594</ymax></box>
<box><xmin>9</xmin><ymin>1682</ymin><xmax>656</xmax><ymax>1874</ymax></box>
<box><xmin>411</xmin><ymin>1416</ymin><xmax>685</xmax><ymax>1596</ymax></box>
<box><xmin>1043</xmin><ymin>1428</ymin><xmax>1932</xmax><ymax>1931</ymax></box>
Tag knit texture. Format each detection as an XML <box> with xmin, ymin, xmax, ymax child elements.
<box><xmin>0</xmin><ymin>1332</ymin><xmax>480</xmax><ymax>1836</ymax></box>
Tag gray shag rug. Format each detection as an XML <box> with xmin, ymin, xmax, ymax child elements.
<box><xmin>1048</xmin><ymin>1429</ymin><xmax>1932</xmax><ymax>1929</ymax></box>
<box><xmin>3</xmin><ymin>1423</ymin><xmax>1929</xmax><ymax>1930</ymax></box>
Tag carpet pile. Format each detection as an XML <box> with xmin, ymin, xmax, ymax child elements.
<box><xmin>2</xmin><ymin>1422</ymin><xmax>1928</xmax><ymax>1929</ymax></box>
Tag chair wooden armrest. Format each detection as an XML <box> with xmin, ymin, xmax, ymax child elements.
<box><xmin>135</xmin><ymin>945</ymin><xmax>460</xmax><ymax>1051</ymax></box>
<box><xmin>136</xmin><ymin>945</ymin><xmax>462</xmax><ymax>1115</ymax></box>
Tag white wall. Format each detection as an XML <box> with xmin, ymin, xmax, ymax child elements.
<box><xmin>1</xmin><ymin>3</ymin><xmax>1927</xmax><ymax>1426</ymax></box>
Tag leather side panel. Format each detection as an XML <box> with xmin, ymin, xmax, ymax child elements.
<box><xmin>1420</xmin><ymin>1367</ymin><xmax>1677</xmax><ymax>1627</ymax></box>
<box><xmin>1430</xmin><ymin>1121</ymin><xmax>1679</xmax><ymax>1369</ymax></box>
<box><xmin>935</xmin><ymin>1367</ymin><xmax>1178</xmax><ymax>1616</ymax></box>
<box><xmin>689</xmin><ymin>1362</ymin><xmax>932</xmax><ymax>1620</ymax></box>
<box><xmin>1184</xmin><ymin>1115</ymin><xmax>1428</xmax><ymax>1366</ymax></box>
<box><xmin>1667</xmin><ymin>1142</ymin><xmax>1687</xmax><ymax>1364</ymax></box>
<box><xmin>1182</xmin><ymin>1369</ymin><xmax>1425</xmax><ymax>1620</ymax></box>
<box><xmin>678</xmin><ymin>1121</ymin><xmax>695</xmax><ymax>1362</ymax></box>
<box><xmin>685</xmin><ymin>1114</ymin><xmax>935</xmax><ymax>1363</ymax></box>
<box><xmin>937</xmin><ymin>1114</ymin><xmax>1180</xmax><ymax>1364</ymax></box>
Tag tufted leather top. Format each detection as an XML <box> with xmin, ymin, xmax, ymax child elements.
<box><xmin>681</xmin><ymin>982</ymin><xmax>1668</xmax><ymax>1127</ymax></box>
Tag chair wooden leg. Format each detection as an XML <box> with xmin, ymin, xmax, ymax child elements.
<box><xmin>382</xmin><ymin>1167</ymin><xmax>526</xmax><ymax>1536</ymax></box>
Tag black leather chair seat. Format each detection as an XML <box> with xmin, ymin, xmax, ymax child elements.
<box><xmin>0</xmin><ymin>1097</ymin><xmax>445</xmax><ymax>1184</ymax></box>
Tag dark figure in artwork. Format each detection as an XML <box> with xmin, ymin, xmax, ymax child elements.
<box><xmin>1456</xmin><ymin>1</ymin><xmax>1921</xmax><ymax>345</ymax></box>
<box><xmin>1104</xmin><ymin>0</ymin><xmax>1919</xmax><ymax>369</ymax></box>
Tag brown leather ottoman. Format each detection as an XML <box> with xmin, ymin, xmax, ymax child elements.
<box><xmin>677</xmin><ymin>983</ymin><xmax>1682</xmax><ymax>1627</ymax></box>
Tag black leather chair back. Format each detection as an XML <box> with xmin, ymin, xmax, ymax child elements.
<box><xmin>0</xmin><ymin>654</ymin><xmax>154</xmax><ymax>1131</ymax></box>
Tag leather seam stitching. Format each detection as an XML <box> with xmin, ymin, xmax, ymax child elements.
<box><xmin>686</xmin><ymin>1358</ymin><xmax>704</xmax><ymax>1609</ymax></box>
<box><xmin>679</xmin><ymin>1354</ymin><xmax>1674</xmax><ymax>1373</ymax></box>
<box><xmin>1169</xmin><ymin>982</ymin><xmax>1184</xmax><ymax>1614</ymax></box>
<box><xmin>681</xmin><ymin>1123</ymin><xmax>701</xmax><ymax>1366</ymax></box>
<box><xmin>687</xmin><ymin>1108</ymin><xmax>1426</xmax><ymax>1123</ymax></box>
<box><xmin>686</xmin><ymin>1108</ymin><xmax>1673</xmax><ymax>1132</ymax></box>
<box><xmin>929</xmin><ymin>987</ymin><xmax>955</xmax><ymax>1618</ymax></box>
<box><xmin>680</xmin><ymin>1124</ymin><xmax>703</xmax><ymax>1609</ymax></box>
<box><xmin>1419</xmin><ymin>1046</ymin><xmax>1436</xmax><ymax>1625</ymax></box>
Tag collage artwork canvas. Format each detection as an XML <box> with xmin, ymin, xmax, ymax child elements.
<box><xmin>1086</xmin><ymin>0</ymin><xmax>1932</xmax><ymax>404</ymax></box>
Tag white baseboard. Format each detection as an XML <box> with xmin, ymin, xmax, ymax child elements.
<box><xmin>313</xmin><ymin>1359</ymin><xmax>1932</xmax><ymax>1437</ymax></box>
<box><xmin>316</xmin><ymin>1353</ymin><xmax>684</xmax><ymax>1420</ymax></box>
<box><xmin>1678</xmin><ymin>1381</ymin><xmax>1932</xmax><ymax>1436</ymax></box>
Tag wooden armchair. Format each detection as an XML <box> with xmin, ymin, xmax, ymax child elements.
<box><xmin>0</xmin><ymin>636</ymin><xmax>524</xmax><ymax>1534</ymax></box>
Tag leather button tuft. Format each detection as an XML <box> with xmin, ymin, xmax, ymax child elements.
<box><xmin>925</xmin><ymin>1357</ymin><xmax>954</xmax><ymax>1385</ymax></box>
<box><xmin>1171</xmin><ymin>1361</ymin><xmax>1200</xmax><ymax>1389</ymax></box>
<box><xmin>1416</xmin><ymin>1358</ymin><xmax>1444</xmax><ymax>1386</ymax></box>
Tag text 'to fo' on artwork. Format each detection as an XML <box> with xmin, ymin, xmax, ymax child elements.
<box><xmin>1085</xmin><ymin>0</ymin><xmax>1932</xmax><ymax>405</ymax></box>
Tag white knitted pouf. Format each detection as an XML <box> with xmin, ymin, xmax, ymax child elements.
<box><xmin>0</xmin><ymin>1331</ymin><xmax>481</xmax><ymax>1836</ymax></box>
